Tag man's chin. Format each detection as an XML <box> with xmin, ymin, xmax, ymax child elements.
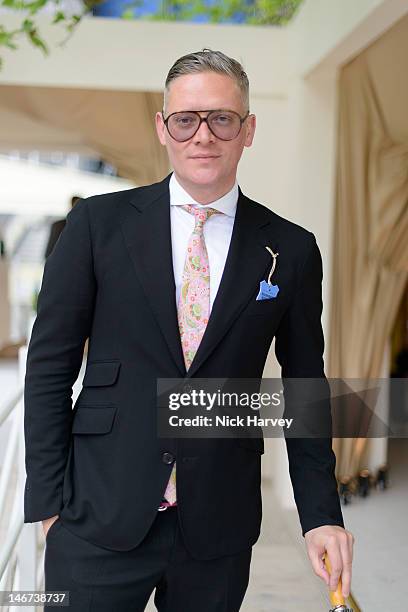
<box><xmin>181</xmin><ymin>167</ymin><xmax>222</xmax><ymax>186</ymax></box>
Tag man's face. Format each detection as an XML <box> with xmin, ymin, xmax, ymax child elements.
<box><xmin>156</xmin><ymin>71</ymin><xmax>256</xmax><ymax>191</ymax></box>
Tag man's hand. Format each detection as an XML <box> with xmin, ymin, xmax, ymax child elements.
<box><xmin>304</xmin><ymin>525</ymin><xmax>354</xmax><ymax>598</ymax></box>
<box><xmin>42</xmin><ymin>515</ymin><xmax>59</xmax><ymax>538</ymax></box>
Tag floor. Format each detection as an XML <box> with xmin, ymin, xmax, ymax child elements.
<box><xmin>340</xmin><ymin>438</ymin><xmax>408</xmax><ymax>611</ymax></box>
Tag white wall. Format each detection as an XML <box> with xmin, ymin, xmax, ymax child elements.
<box><xmin>290</xmin><ymin>0</ymin><xmax>408</xmax><ymax>75</ymax></box>
<box><xmin>0</xmin><ymin>16</ymin><xmax>289</xmax><ymax>95</ymax></box>
<box><xmin>238</xmin><ymin>95</ymin><xmax>290</xmax><ymax>214</ymax></box>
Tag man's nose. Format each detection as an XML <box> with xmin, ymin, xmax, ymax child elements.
<box><xmin>192</xmin><ymin>118</ymin><xmax>215</xmax><ymax>143</ymax></box>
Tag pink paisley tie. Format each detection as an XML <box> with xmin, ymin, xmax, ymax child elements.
<box><xmin>161</xmin><ymin>204</ymin><xmax>223</xmax><ymax>507</ymax></box>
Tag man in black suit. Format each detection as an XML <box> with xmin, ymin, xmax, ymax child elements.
<box><xmin>24</xmin><ymin>49</ymin><xmax>353</xmax><ymax>611</ymax></box>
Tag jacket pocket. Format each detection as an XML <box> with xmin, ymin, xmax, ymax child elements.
<box><xmin>236</xmin><ymin>436</ymin><xmax>264</xmax><ymax>454</ymax></box>
<box><xmin>71</xmin><ymin>405</ymin><xmax>117</xmax><ymax>434</ymax></box>
<box><xmin>45</xmin><ymin>516</ymin><xmax>62</xmax><ymax>541</ymax></box>
<box><xmin>82</xmin><ymin>361</ymin><xmax>121</xmax><ymax>387</ymax></box>
<box><xmin>244</xmin><ymin>297</ymin><xmax>282</xmax><ymax>317</ymax></box>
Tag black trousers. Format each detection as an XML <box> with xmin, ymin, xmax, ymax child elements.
<box><xmin>44</xmin><ymin>507</ymin><xmax>252</xmax><ymax>611</ymax></box>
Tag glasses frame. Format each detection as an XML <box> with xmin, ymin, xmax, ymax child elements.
<box><xmin>161</xmin><ymin>108</ymin><xmax>250</xmax><ymax>142</ymax></box>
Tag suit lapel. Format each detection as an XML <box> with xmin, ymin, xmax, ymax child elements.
<box><xmin>119</xmin><ymin>173</ymin><xmax>186</xmax><ymax>376</ymax></box>
<box><xmin>186</xmin><ymin>186</ymin><xmax>274</xmax><ymax>377</ymax></box>
<box><xmin>119</xmin><ymin>172</ymin><xmax>276</xmax><ymax>379</ymax></box>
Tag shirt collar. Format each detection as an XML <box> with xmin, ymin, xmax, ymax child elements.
<box><xmin>169</xmin><ymin>171</ymin><xmax>238</xmax><ymax>218</ymax></box>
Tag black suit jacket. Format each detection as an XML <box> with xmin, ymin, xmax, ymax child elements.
<box><xmin>44</xmin><ymin>219</ymin><xmax>66</xmax><ymax>259</ymax></box>
<box><xmin>24</xmin><ymin>171</ymin><xmax>344</xmax><ymax>559</ymax></box>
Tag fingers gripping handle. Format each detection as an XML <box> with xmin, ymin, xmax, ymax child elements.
<box><xmin>324</xmin><ymin>554</ymin><xmax>353</xmax><ymax>612</ymax></box>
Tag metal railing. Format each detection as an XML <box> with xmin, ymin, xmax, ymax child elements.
<box><xmin>0</xmin><ymin>347</ymin><xmax>41</xmax><ymax>612</ymax></box>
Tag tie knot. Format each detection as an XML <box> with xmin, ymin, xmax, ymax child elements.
<box><xmin>181</xmin><ymin>204</ymin><xmax>223</xmax><ymax>232</ymax></box>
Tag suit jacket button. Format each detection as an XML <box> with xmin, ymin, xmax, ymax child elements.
<box><xmin>162</xmin><ymin>452</ymin><xmax>175</xmax><ymax>465</ymax></box>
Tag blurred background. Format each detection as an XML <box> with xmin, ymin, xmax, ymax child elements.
<box><xmin>0</xmin><ymin>0</ymin><xmax>407</xmax><ymax>610</ymax></box>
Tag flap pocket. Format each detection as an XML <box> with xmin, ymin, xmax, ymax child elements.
<box><xmin>72</xmin><ymin>406</ymin><xmax>117</xmax><ymax>434</ymax></box>
<box><xmin>82</xmin><ymin>361</ymin><xmax>121</xmax><ymax>387</ymax></box>
<box><xmin>236</xmin><ymin>436</ymin><xmax>264</xmax><ymax>454</ymax></box>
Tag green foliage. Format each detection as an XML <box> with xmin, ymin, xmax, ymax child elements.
<box><xmin>0</xmin><ymin>0</ymin><xmax>102</xmax><ymax>68</ymax></box>
<box><xmin>143</xmin><ymin>0</ymin><xmax>303</xmax><ymax>25</ymax></box>
<box><xmin>0</xmin><ymin>0</ymin><xmax>303</xmax><ymax>70</ymax></box>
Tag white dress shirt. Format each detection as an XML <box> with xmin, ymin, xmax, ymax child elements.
<box><xmin>169</xmin><ymin>171</ymin><xmax>238</xmax><ymax>312</ymax></box>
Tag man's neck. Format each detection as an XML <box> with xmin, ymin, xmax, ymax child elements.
<box><xmin>173</xmin><ymin>172</ymin><xmax>236</xmax><ymax>205</ymax></box>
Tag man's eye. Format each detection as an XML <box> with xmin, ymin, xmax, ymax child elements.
<box><xmin>175</xmin><ymin>116</ymin><xmax>194</xmax><ymax>125</ymax></box>
<box><xmin>213</xmin><ymin>114</ymin><xmax>232</xmax><ymax>123</ymax></box>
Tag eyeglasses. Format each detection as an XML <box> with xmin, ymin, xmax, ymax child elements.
<box><xmin>162</xmin><ymin>109</ymin><xmax>250</xmax><ymax>142</ymax></box>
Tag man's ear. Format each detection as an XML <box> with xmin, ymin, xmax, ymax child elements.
<box><xmin>155</xmin><ymin>111</ymin><xmax>166</xmax><ymax>146</ymax></box>
<box><xmin>244</xmin><ymin>114</ymin><xmax>256</xmax><ymax>148</ymax></box>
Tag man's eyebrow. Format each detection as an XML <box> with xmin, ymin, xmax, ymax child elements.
<box><xmin>171</xmin><ymin>108</ymin><xmax>236</xmax><ymax>113</ymax></box>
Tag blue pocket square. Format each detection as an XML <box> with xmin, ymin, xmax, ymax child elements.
<box><xmin>256</xmin><ymin>280</ymin><xmax>279</xmax><ymax>301</ymax></box>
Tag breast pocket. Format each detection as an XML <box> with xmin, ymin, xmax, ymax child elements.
<box><xmin>244</xmin><ymin>297</ymin><xmax>282</xmax><ymax>317</ymax></box>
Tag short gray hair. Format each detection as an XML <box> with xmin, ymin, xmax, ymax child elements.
<box><xmin>163</xmin><ymin>48</ymin><xmax>249</xmax><ymax>114</ymax></box>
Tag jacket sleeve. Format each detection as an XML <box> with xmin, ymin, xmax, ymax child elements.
<box><xmin>24</xmin><ymin>198</ymin><xmax>96</xmax><ymax>522</ymax></box>
<box><xmin>274</xmin><ymin>232</ymin><xmax>345</xmax><ymax>536</ymax></box>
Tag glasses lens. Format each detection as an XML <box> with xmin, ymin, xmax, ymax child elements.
<box><xmin>208</xmin><ymin>111</ymin><xmax>241</xmax><ymax>140</ymax></box>
<box><xmin>167</xmin><ymin>112</ymin><xmax>200</xmax><ymax>141</ymax></box>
